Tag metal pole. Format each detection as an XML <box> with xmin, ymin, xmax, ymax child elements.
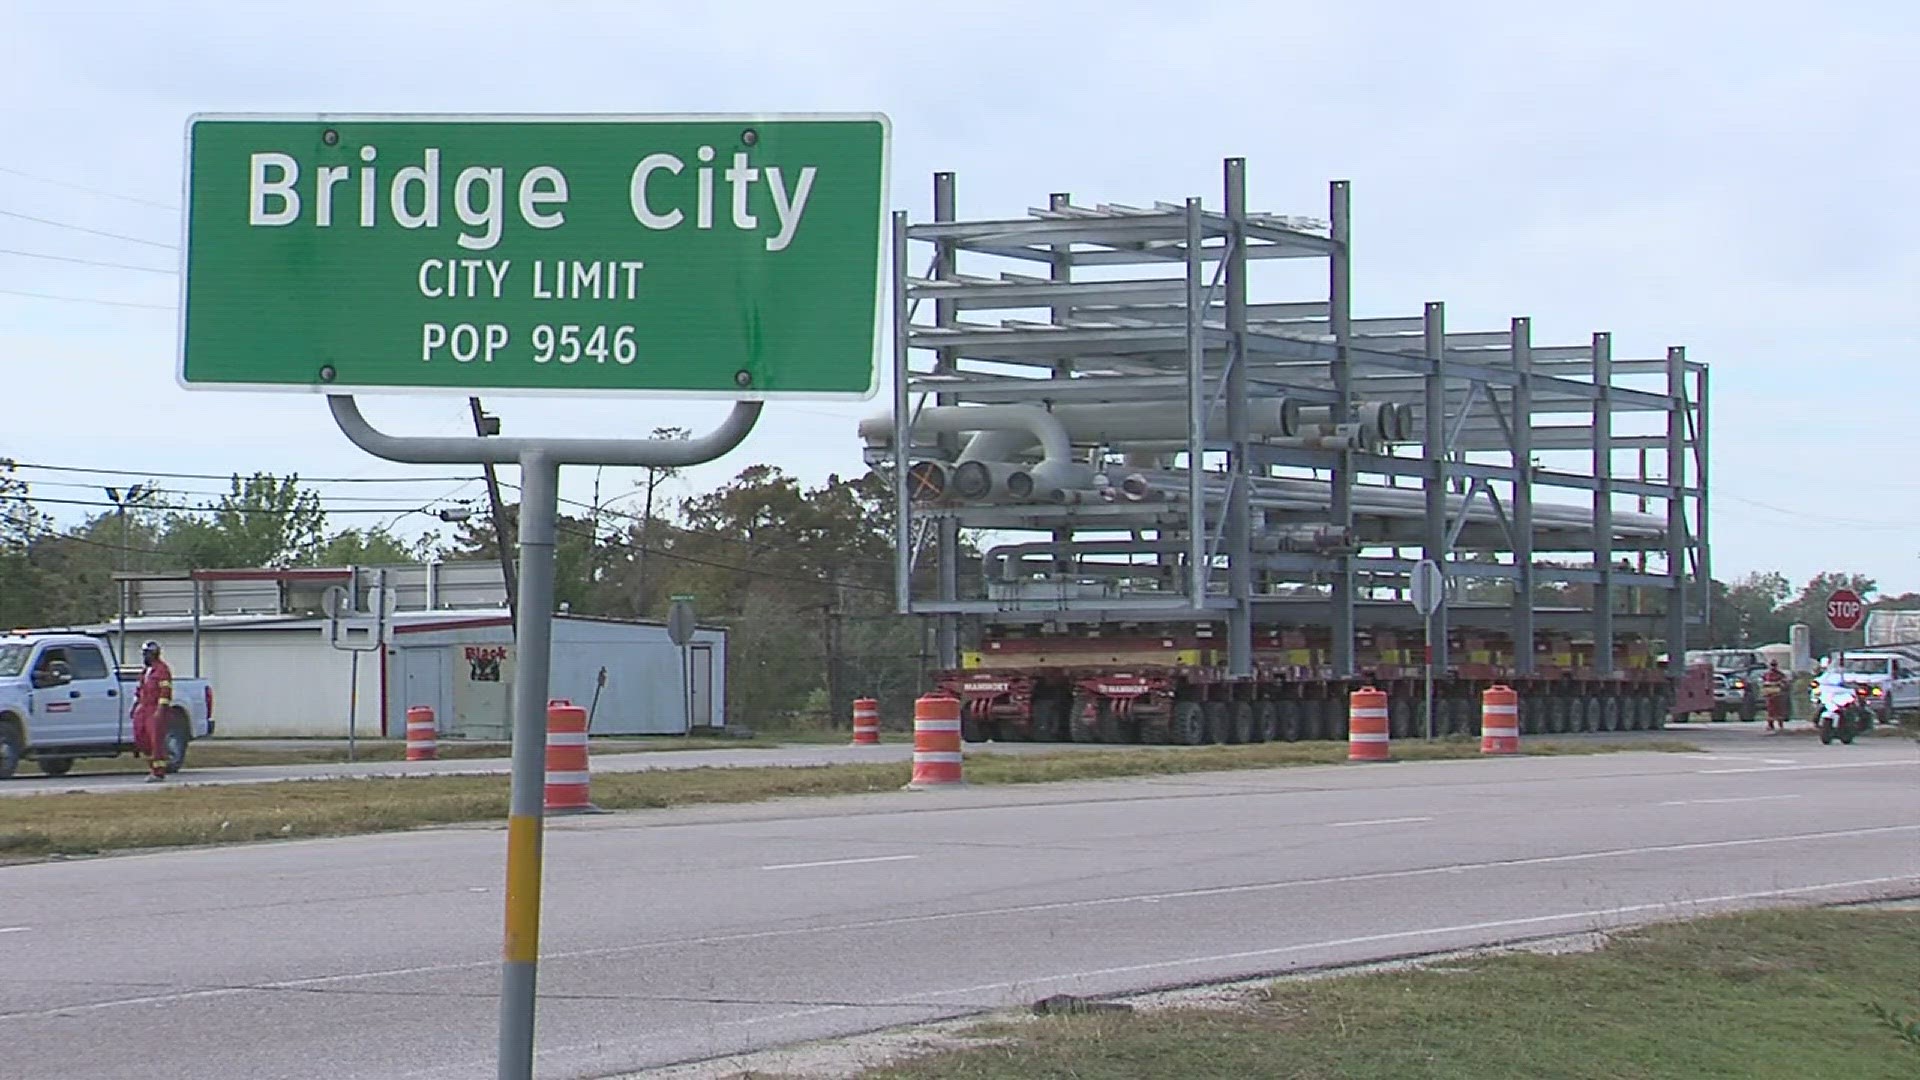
<box><xmin>1424</xmin><ymin>610</ymin><xmax>1435</xmax><ymax>741</ymax></box>
<box><xmin>1223</xmin><ymin>159</ymin><xmax>1253</xmax><ymax>678</ymax></box>
<box><xmin>1328</xmin><ymin>181</ymin><xmax>1356</xmax><ymax>675</ymax></box>
<box><xmin>1184</xmin><ymin>198</ymin><xmax>1206</xmax><ymax>607</ymax></box>
<box><xmin>498</xmin><ymin>449</ymin><xmax>557</xmax><ymax>1080</ymax></box>
<box><xmin>471</xmin><ymin>397</ymin><xmax>520</xmax><ymax>631</ymax></box>
<box><xmin>347</xmin><ymin>650</ymin><xmax>359</xmax><ymax>763</ymax></box>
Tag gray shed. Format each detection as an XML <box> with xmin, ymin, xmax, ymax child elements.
<box><xmin>386</xmin><ymin>614</ymin><xmax>727</xmax><ymax>739</ymax></box>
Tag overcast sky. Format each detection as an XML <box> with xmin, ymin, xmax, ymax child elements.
<box><xmin>3</xmin><ymin>1</ymin><xmax>1916</xmax><ymax>594</ymax></box>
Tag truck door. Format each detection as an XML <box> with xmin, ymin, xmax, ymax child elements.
<box><xmin>65</xmin><ymin>644</ymin><xmax>122</xmax><ymax>744</ymax></box>
<box><xmin>28</xmin><ymin>647</ymin><xmax>96</xmax><ymax>747</ymax></box>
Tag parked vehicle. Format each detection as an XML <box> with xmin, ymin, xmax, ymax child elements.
<box><xmin>1686</xmin><ymin>649</ymin><xmax>1768</xmax><ymax>722</ymax></box>
<box><xmin>1812</xmin><ymin>651</ymin><xmax>1920</xmax><ymax>726</ymax></box>
<box><xmin>0</xmin><ymin>634</ymin><xmax>215</xmax><ymax>779</ymax></box>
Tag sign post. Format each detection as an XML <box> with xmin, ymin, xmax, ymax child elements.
<box><xmin>1827</xmin><ymin>587</ymin><xmax>1865</xmax><ymax>679</ymax></box>
<box><xmin>667</xmin><ymin>595</ymin><xmax>696</xmax><ymax>734</ymax></box>
<box><xmin>181</xmin><ymin>113</ymin><xmax>889</xmax><ymax>1080</ymax></box>
<box><xmin>1410</xmin><ymin>559</ymin><xmax>1446</xmax><ymax>740</ymax></box>
<box><xmin>323</xmin><ymin>571</ymin><xmax>393</xmax><ymax>764</ymax></box>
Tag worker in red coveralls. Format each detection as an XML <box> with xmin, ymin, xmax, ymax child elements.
<box><xmin>131</xmin><ymin>639</ymin><xmax>173</xmax><ymax>782</ymax></box>
<box><xmin>1761</xmin><ymin>660</ymin><xmax>1791</xmax><ymax>732</ymax></box>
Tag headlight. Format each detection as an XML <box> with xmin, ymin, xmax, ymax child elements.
<box><xmin>1730</xmin><ymin>679</ymin><xmax>1747</xmax><ymax>690</ymax></box>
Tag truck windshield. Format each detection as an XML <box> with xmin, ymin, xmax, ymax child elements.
<box><xmin>0</xmin><ymin>644</ymin><xmax>28</xmax><ymax>677</ymax></box>
<box><xmin>1702</xmin><ymin>651</ymin><xmax>1756</xmax><ymax>670</ymax></box>
<box><xmin>1841</xmin><ymin>657</ymin><xmax>1890</xmax><ymax>675</ymax></box>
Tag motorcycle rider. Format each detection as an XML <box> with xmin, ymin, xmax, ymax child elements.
<box><xmin>1761</xmin><ymin>659</ymin><xmax>1790</xmax><ymax>732</ymax></box>
<box><xmin>131</xmin><ymin>640</ymin><xmax>174</xmax><ymax>782</ymax></box>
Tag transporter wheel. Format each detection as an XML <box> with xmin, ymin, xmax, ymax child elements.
<box><xmin>1602</xmin><ymin>696</ymin><xmax>1622</xmax><ymax>732</ymax></box>
<box><xmin>1230</xmin><ymin>701</ymin><xmax>1256</xmax><ymax>745</ymax></box>
<box><xmin>1388</xmin><ymin>695</ymin><xmax>1414</xmax><ymax>739</ymax></box>
<box><xmin>1255</xmin><ymin>701</ymin><xmax>1280</xmax><ymax>743</ymax></box>
<box><xmin>1067</xmin><ymin>693</ymin><xmax>1100</xmax><ymax>743</ymax></box>
<box><xmin>1097</xmin><ymin>701</ymin><xmax>1137</xmax><ymax>745</ymax></box>
<box><xmin>1170</xmin><ymin>700</ymin><xmax>1206</xmax><ymax>746</ymax></box>
<box><xmin>1553</xmin><ymin>696</ymin><xmax>1575</xmax><ymax>734</ymax></box>
<box><xmin>1585</xmin><ymin>696</ymin><xmax>1605</xmax><ymax>734</ymax></box>
<box><xmin>1454</xmin><ymin>695</ymin><xmax>1477</xmax><ymax>737</ymax></box>
<box><xmin>1203</xmin><ymin>701</ymin><xmax>1231</xmax><ymax>745</ymax></box>
<box><xmin>960</xmin><ymin>712</ymin><xmax>990</xmax><ymax>744</ymax></box>
<box><xmin>1029</xmin><ymin>694</ymin><xmax>1069</xmax><ymax>743</ymax></box>
<box><xmin>1278</xmin><ymin>699</ymin><xmax>1303</xmax><ymax>742</ymax></box>
<box><xmin>1519</xmin><ymin>696</ymin><xmax>1543</xmax><ymax>736</ymax></box>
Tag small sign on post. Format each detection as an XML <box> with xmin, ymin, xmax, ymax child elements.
<box><xmin>667</xmin><ymin>595</ymin><xmax>696</xmax><ymax>736</ymax></box>
<box><xmin>1825</xmin><ymin>588</ymin><xmax>1864</xmax><ymax>633</ymax></box>
<box><xmin>1409</xmin><ymin>559</ymin><xmax>1446</xmax><ymax>740</ymax></box>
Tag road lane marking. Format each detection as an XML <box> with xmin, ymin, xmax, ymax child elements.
<box><xmin>901</xmin><ymin>874</ymin><xmax>1920</xmax><ymax>1005</ymax></box>
<box><xmin>1658</xmin><ymin>795</ymin><xmax>1802</xmax><ymax>807</ymax></box>
<box><xmin>8</xmin><ymin>822</ymin><xmax>1916</xmax><ymax>1024</ymax></box>
<box><xmin>1762</xmin><ymin>759</ymin><xmax>1798</xmax><ymax>765</ymax></box>
<box><xmin>762</xmin><ymin>855</ymin><xmax>918</xmax><ymax>871</ymax></box>
<box><xmin>0</xmin><ymin>927</ymin><xmax>26</xmax><ymax>935</ymax></box>
<box><xmin>1699</xmin><ymin>760</ymin><xmax>1918</xmax><ymax>775</ymax></box>
<box><xmin>1328</xmin><ymin>816</ymin><xmax>1432</xmax><ymax>828</ymax></box>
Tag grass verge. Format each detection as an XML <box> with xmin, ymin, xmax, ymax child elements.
<box><xmin>53</xmin><ymin>736</ymin><xmax>783</xmax><ymax>774</ymax></box>
<box><xmin>0</xmin><ymin>737</ymin><xmax>1692</xmax><ymax>859</ymax></box>
<box><xmin>864</xmin><ymin>907</ymin><xmax>1920</xmax><ymax>1079</ymax></box>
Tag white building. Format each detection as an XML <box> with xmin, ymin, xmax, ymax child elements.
<box><xmin>50</xmin><ymin>563</ymin><xmax>726</xmax><ymax>738</ymax></box>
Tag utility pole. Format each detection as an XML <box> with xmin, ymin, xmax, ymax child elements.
<box><xmin>105</xmin><ymin>484</ymin><xmax>147</xmax><ymax>665</ymax></box>
<box><xmin>470</xmin><ymin>398</ymin><xmax>519</xmax><ymax>630</ymax></box>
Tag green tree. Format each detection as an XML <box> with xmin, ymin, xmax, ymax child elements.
<box><xmin>161</xmin><ymin>473</ymin><xmax>327</xmax><ymax>569</ymax></box>
<box><xmin>316</xmin><ymin>526</ymin><xmax>434</xmax><ymax>566</ymax></box>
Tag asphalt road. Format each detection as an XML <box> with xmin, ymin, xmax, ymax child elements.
<box><xmin>0</xmin><ymin>732</ymin><xmax>1914</xmax><ymax>1079</ymax></box>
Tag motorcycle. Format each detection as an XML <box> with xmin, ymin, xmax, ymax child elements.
<box><xmin>1814</xmin><ymin>683</ymin><xmax>1869</xmax><ymax>745</ymax></box>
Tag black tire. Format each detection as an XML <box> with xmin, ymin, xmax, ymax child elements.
<box><xmin>1068</xmin><ymin>693</ymin><xmax>1100</xmax><ymax>743</ymax></box>
<box><xmin>1097</xmin><ymin>702</ymin><xmax>1136</xmax><ymax>745</ymax></box>
<box><xmin>1170</xmin><ymin>700</ymin><xmax>1206</xmax><ymax>746</ymax></box>
<box><xmin>1603</xmin><ymin>697</ymin><xmax>1622</xmax><ymax>732</ymax></box>
<box><xmin>164</xmin><ymin>718</ymin><xmax>189</xmax><ymax>774</ymax></box>
<box><xmin>37</xmin><ymin>756</ymin><xmax>73</xmax><ymax>777</ymax></box>
<box><xmin>1279</xmin><ymin>699</ymin><xmax>1303</xmax><ymax>742</ymax></box>
<box><xmin>1255</xmin><ymin>701</ymin><xmax>1279</xmax><ymax>743</ymax></box>
<box><xmin>1230</xmin><ymin>701</ymin><xmax>1255</xmax><ymax>745</ymax></box>
<box><xmin>1452</xmin><ymin>695</ymin><xmax>1475</xmax><ymax>737</ymax></box>
<box><xmin>1818</xmin><ymin>722</ymin><xmax>1834</xmax><ymax>745</ymax></box>
<box><xmin>1203</xmin><ymin>701</ymin><xmax>1231</xmax><ymax>745</ymax></box>
<box><xmin>0</xmin><ymin>721</ymin><xmax>21</xmax><ymax>780</ymax></box>
<box><xmin>1581</xmin><ymin>697</ymin><xmax>1601</xmax><ymax>733</ymax></box>
<box><xmin>1739</xmin><ymin>698</ymin><xmax>1758</xmax><ymax>723</ymax></box>
<box><xmin>961</xmin><ymin>714</ymin><xmax>989</xmax><ymax>744</ymax></box>
<box><xmin>1030</xmin><ymin>695</ymin><xmax>1069</xmax><ymax>743</ymax></box>
<box><xmin>1389</xmin><ymin>695</ymin><xmax>1414</xmax><ymax>739</ymax></box>
<box><xmin>1711</xmin><ymin>706</ymin><xmax>1727</xmax><ymax>723</ymax></box>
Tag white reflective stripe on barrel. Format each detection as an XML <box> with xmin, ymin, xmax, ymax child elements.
<box><xmin>1482</xmin><ymin>727</ymin><xmax>1520</xmax><ymax>738</ymax></box>
<box><xmin>1350</xmin><ymin>708</ymin><xmax>1389</xmax><ymax>719</ymax></box>
<box><xmin>546</xmin><ymin>732</ymin><xmax>589</xmax><ymax>746</ymax></box>
<box><xmin>1348</xmin><ymin>732</ymin><xmax>1390</xmax><ymax>743</ymax></box>
<box><xmin>544</xmin><ymin>772</ymin><xmax>590</xmax><ymax>786</ymax></box>
<box><xmin>912</xmin><ymin>751</ymin><xmax>964</xmax><ymax>764</ymax></box>
<box><xmin>914</xmin><ymin>719</ymin><xmax>962</xmax><ymax>733</ymax></box>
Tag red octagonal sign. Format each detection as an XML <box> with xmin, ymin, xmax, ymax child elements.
<box><xmin>1826</xmin><ymin>588</ymin><xmax>1865</xmax><ymax>633</ymax></box>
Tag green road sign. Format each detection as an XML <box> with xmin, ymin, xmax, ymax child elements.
<box><xmin>179</xmin><ymin>114</ymin><xmax>889</xmax><ymax>398</ymax></box>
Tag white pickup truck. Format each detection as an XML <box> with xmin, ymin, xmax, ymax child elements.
<box><xmin>1814</xmin><ymin>651</ymin><xmax>1920</xmax><ymax>726</ymax></box>
<box><xmin>0</xmin><ymin>633</ymin><xmax>215</xmax><ymax>779</ymax></box>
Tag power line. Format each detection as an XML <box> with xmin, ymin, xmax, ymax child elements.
<box><xmin>0</xmin><ymin>286</ymin><xmax>172</xmax><ymax>310</ymax></box>
<box><xmin>16</xmin><ymin>475</ymin><xmax>475</xmax><ymax>508</ymax></box>
<box><xmin>10</xmin><ymin>461</ymin><xmax>485</xmax><ymax>486</ymax></box>
<box><xmin>4</xmin><ymin>493</ymin><xmax>449</xmax><ymax>518</ymax></box>
<box><xmin>0</xmin><ymin>245</ymin><xmax>175</xmax><ymax>274</ymax></box>
<box><xmin>0</xmin><ymin>208</ymin><xmax>176</xmax><ymax>249</ymax></box>
<box><xmin>0</xmin><ymin>165</ymin><xmax>179</xmax><ymax>211</ymax></box>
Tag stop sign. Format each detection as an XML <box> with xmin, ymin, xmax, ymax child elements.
<box><xmin>1826</xmin><ymin>588</ymin><xmax>1865</xmax><ymax>633</ymax></box>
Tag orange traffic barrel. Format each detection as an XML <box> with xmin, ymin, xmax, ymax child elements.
<box><xmin>1347</xmin><ymin>687</ymin><xmax>1389</xmax><ymax>762</ymax></box>
<box><xmin>405</xmin><ymin>706</ymin><xmax>438</xmax><ymax>761</ymax></box>
<box><xmin>1481</xmin><ymin>685</ymin><xmax>1520</xmax><ymax>755</ymax></box>
<box><xmin>544</xmin><ymin>699</ymin><xmax>598</xmax><ymax>813</ymax></box>
<box><xmin>851</xmin><ymin>697</ymin><xmax>881</xmax><ymax>746</ymax></box>
<box><xmin>905</xmin><ymin>694</ymin><xmax>964</xmax><ymax>789</ymax></box>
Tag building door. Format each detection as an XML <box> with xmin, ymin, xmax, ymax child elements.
<box><xmin>402</xmin><ymin>648</ymin><xmax>449</xmax><ymax>737</ymax></box>
<box><xmin>688</xmin><ymin>644</ymin><xmax>714</xmax><ymax>730</ymax></box>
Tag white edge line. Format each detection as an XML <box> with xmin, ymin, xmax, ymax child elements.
<box><xmin>761</xmin><ymin>855</ymin><xmax>919</xmax><ymax>872</ymax></box>
<box><xmin>1699</xmin><ymin>760</ymin><xmax>1919</xmax><ymax>775</ymax></box>
<box><xmin>0</xmin><ymin>927</ymin><xmax>27</xmax><ymax>935</ymax></box>
<box><xmin>1659</xmin><ymin>795</ymin><xmax>1803</xmax><ymax>807</ymax></box>
<box><xmin>1327</xmin><ymin>816</ymin><xmax>1434</xmax><ymax>828</ymax></box>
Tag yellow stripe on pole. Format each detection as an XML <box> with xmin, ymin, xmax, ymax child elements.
<box><xmin>503</xmin><ymin>814</ymin><xmax>543</xmax><ymax>964</ymax></box>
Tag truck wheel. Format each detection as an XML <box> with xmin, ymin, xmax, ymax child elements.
<box><xmin>1710</xmin><ymin>706</ymin><xmax>1726</xmax><ymax>723</ymax></box>
<box><xmin>1170</xmin><ymin>700</ymin><xmax>1205</xmax><ymax>746</ymax></box>
<box><xmin>1097</xmin><ymin>702</ymin><xmax>1136</xmax><ymax>745</ymax></box>
<box><xmin>1603</xmin><ymin>697</ymin><xmax>1621</xmax><ymax>732</ymax></box>
<box><xmin>960</xmin><ymin>713</ymin><xmax>989</xmax><ymax>744</ymax></box>
<box><xmin>1068</xmin><ymin>693</ymin><xmax>1100</xmax><ymax>743</ymax></box>
<box><xmin>1278</xmin><ymin>699</ymin><xmax>1303</xmax><ymax>742</ymax></box>
<box><xmin>1203</xmin><ymin>701</ymin><xmax>1230</xmax><ymax>745</ymax></box>
<box><xmin>1029</xmin><ymin>695</ymin><xmax>1068</xmax><ymax>743</ymax></box>
<box><xmin>1255</xmin><ymin>701</ymin><xmax>1279</xmax><ymax>743</ymax></box>
<box><xmin>1228</xmin><ymin>701</ymin><xmax>1255</xmax><ymax>745</ymax></box>
<box><xmin>164</xmin><ymin>719</ymin><xmax>190</xmax><ymax>773</ymax></box>
<box><xmin>0</xmin><ymin>722</ymin><xmax>21</xmax><ymax>780</ymax></box>
<box><xmin>38</xmin><ymin>756</ymin><xmax>73</xmax><ymax>777</ymax></box>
